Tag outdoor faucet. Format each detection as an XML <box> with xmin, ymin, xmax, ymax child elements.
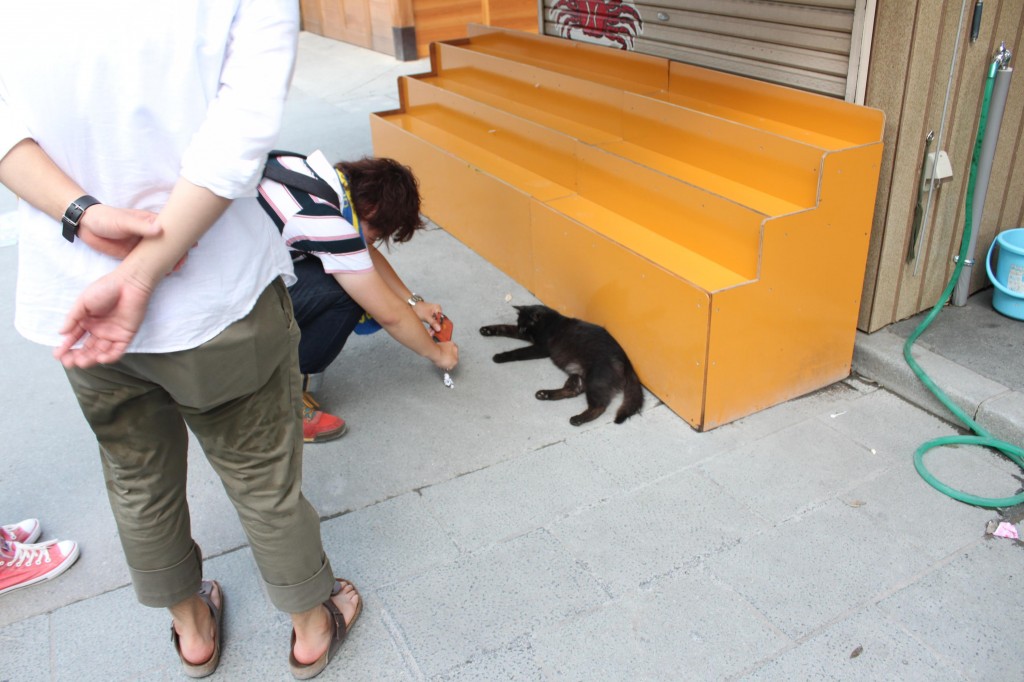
<box><xmin>995</xmin><ymin>41</ymin><xmax>1012</xmax><ymax>69</ymax></box>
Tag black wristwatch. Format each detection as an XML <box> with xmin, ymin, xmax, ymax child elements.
<box><xmin>61</xmin><ymin>195</ymin><xmax>101</xmax><ymax>243</ymax></box>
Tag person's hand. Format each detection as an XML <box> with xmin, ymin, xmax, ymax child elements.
<box><xmin>415</xmin><ymin>300</ymin><xmax>443</xmax><ymax>331</ymax></box>
<box><xmin>433</xmin><ymin>340</ymin><xmax>459</xmax><ymax>372</ymax></box>
<box><xmin>77</xmin><ymin>205</ymin><xmax>161</xmax><ymax>260</ymax></box>
<box><xmin>53</xmin><ymin>268</ymin><xmax>155</xmax><ymax>368</ymax></box>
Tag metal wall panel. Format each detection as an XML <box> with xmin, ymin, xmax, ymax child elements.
<box><xmin>540</xmin><ymin>0</ymin><xmax>865</xmax><ymax>98</ymax></box>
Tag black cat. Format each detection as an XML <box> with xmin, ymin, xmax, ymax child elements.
<box><xmin>480</xmin><ymin>305</ymin><xmax>643</xmax><ymax>425</ymax></box>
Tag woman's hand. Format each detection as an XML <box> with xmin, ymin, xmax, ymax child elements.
<box><xmin>413</xmin><ymin>300</ymin><xmax>443</xmax><ymax>331</ymax></box>
<box><xmin>433</xmin><ymin>340</ymin><xmax>459</xmax><ymax>372</ymax></box>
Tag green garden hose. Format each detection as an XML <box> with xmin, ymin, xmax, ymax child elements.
<box><xmin>905</xmin><ymin>58</ymin><xmax>1024</xmax><ymax>508</ymax></box>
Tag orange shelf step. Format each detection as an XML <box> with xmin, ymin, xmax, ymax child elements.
<box><xmin>372</xmin><ymin>26</ymin><xmax>885</xmax><ymax>430</ymax></box>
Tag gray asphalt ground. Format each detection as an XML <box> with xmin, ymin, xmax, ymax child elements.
<box><xmin>1</xmin><ymin>32</ymin><xmax>1022</xmax><ymax>682</ymax></box>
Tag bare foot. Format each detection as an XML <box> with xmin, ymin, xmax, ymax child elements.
<box><xmin>291</xmin><ymin>581</ymin><xmax>361</xmax><ymax>665</ymax></box>
<box><xmin>172</xmin><ymin>581</ymin><xmax>221</xmax><ymax>665</ymax></box>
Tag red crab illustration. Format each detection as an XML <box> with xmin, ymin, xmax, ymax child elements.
<box><xmin>549</xmin><ymin>0</ymin><xmax>644</xmax><ymax>50</ymax></box>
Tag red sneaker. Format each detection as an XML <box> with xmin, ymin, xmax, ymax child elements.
<box><xmin>0</xmin><ymin>538</ymin><xmax>80</xmax><ymax>596</ymax></box>
<box><xmin>1</xmin><ymin>518</ymin><xmax>41</xmax><ymax>545</ymax></box>
<box><xmin>302</xmin><ymin>392</ymin><xmax>348</xmax><ymax>443</ymax></box>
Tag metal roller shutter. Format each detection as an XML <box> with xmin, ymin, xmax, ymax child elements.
<box><xmin>541</xmin><ymin>0</ymin><xmax>875</xmax><ymax>101</ymax></box>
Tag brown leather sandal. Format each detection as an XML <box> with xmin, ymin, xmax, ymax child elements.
<box><xmin>289</xmin><ymin>578</ymin><xmax>362</xmax><ymax>680</ymax></box>
<box><xmin>171</xmin><ymin>580</ymin><xmax>224</xmax><ymax>679</ymax></box>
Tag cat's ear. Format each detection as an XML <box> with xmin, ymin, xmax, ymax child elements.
<box><xmin>513</xmin><ymin>305</ymin><xmax>524</xmax><ymax>312</ymax></box>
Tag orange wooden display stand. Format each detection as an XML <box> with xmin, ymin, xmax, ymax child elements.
<box><xmin>370</xmin><ymin>26</ymin><xmax>885</xmax><ymax>430</ymax></box>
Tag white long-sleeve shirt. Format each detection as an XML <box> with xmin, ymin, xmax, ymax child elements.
<box><xmin>0</xmin><ymin>0</ymin><xmax>299</xmax><ymax>351</ymax></box>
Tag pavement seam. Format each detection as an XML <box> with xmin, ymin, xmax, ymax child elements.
<box><xmin>378</xmin><ymin>603</ymin><xmax>426</xmax><ymax>681</ymax></box>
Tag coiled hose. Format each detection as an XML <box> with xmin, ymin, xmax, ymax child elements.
<box><xmin>906</xmin><ymin>58</ymin><xmax>1024</xmax><ymax>508</ymax></box>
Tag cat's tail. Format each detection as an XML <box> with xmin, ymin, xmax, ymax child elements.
<box><xmin>615</xmin><ymin>361</ymin><xmax>644</xmax><ymax>424</ymax></box>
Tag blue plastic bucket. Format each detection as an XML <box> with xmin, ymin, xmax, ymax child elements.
<box><xmin>986</xmin><ymin>227</ymin><xmax>1024</xmax><ymax>320</ymax></box>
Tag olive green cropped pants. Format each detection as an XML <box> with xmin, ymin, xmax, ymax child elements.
<box><xmin>64</xmin><ymin>279</ymin><xmax>336</xmax><ymax>613</ymax></box>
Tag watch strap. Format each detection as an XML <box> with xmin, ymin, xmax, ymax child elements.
<box><xmin>61</xmin><ymin>195</ymin><xmax>101</xmax><ymax>242</ymax></box>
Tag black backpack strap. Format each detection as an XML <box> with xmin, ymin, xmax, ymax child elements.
<box><xmin>263</xmin><ymin>152</ymin><xmax>340</xmax><ymax>207</ymax></box>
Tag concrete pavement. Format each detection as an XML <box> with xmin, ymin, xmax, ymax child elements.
<box><xmin>1</xmin><ymin>32</ymin><xmax>1021</xmax><ymax>681</ymax></box>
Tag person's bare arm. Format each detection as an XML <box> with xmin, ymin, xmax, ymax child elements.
<box><xmin>54</xmin><ymin>179</ymin><xmax>230</xmax><ymax>367</ymax></box>
<box><xmin>367</xmin><ymin>244</ymin><xmax>443</xmax><ymax>332</ymax></box>
<box><xmin>334</xmin><ymin>269</ymin><xmax>458</xmax><ymax>371</ymax></box>
<box><xmin>0</xmin><ymin>139</ymin><xmax>161</xmax><ymax>257</ymax></box>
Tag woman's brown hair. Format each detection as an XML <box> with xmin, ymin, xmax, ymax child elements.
<box><xmin>335</xmin><ymin>157</ymin><xmax>424</xmax><ymax>244</ymax></box>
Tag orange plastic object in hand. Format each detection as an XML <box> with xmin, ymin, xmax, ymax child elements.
<box><xmin>432</xmin><ymin>315</ymin><xmax>453</xmax><ymax>343</ymax></box>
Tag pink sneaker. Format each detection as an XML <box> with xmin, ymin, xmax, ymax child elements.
<box><xmin>1</xmin><ymin>518</ymin><xmax>42</xmax><ymax>545</ymax></box>
<box><xmin>0</xmin><ymin>539</ymin><xmax>80</xmax><ymax>596</ymax></box>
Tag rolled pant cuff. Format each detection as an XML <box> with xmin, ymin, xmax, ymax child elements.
<box><xmin>130</xmin><ymin>543</ymin><xmax>203</xmax><ymax>608</ymax></box>
<box><xmin>267</xmin><ymin>554</ymin><xmax>337</xmax><ymax>614</ymax></box>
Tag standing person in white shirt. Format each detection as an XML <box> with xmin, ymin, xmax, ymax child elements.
<box><xmin>0</xmin><ymin>2</ymin><xmax>361</xmax><ymax>678</ymax></box>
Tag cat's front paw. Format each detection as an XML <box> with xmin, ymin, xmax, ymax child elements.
<box><xmin>493</xmin><ymin>352</ymin><xmax>510</xmax><ymax>363</ymax></box>
<box><xmin>536</xmin><ymin>390</ymin><xmax>551</xmax><ymax>400</ymax></box>
<box><xmin>480</xmin><ymin>325</ymin><xmax>498</xmax><ymax>336</ymax></box>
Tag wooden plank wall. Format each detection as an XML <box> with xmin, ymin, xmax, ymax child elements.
<box><xmin>859</xmin><ymin>0</ymin><xmax>1024</xmax><ymax>331</ymax></box>
<box><xmin>300</xmin><ymin>0</ymin><xmax>535</xmax><ymax>58</ymax></box>
<box><xmin>412</xmin><ymin>0</ymin><xmax>537</xmax><ymax>56</ymax></box>
<box><xmin>301</xmin><ymin>0</ymin><xmax>378</xmax><ymax>48</ymax></box>
<box><xmin>370</xmin><ymin>0</ymin><xmax>397</xmax><ymax>54</ymax></box>
<box><xmin>541</xmin><ymin>0</ymin><xmax>859</xmax><ymax>98</ymax></box>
